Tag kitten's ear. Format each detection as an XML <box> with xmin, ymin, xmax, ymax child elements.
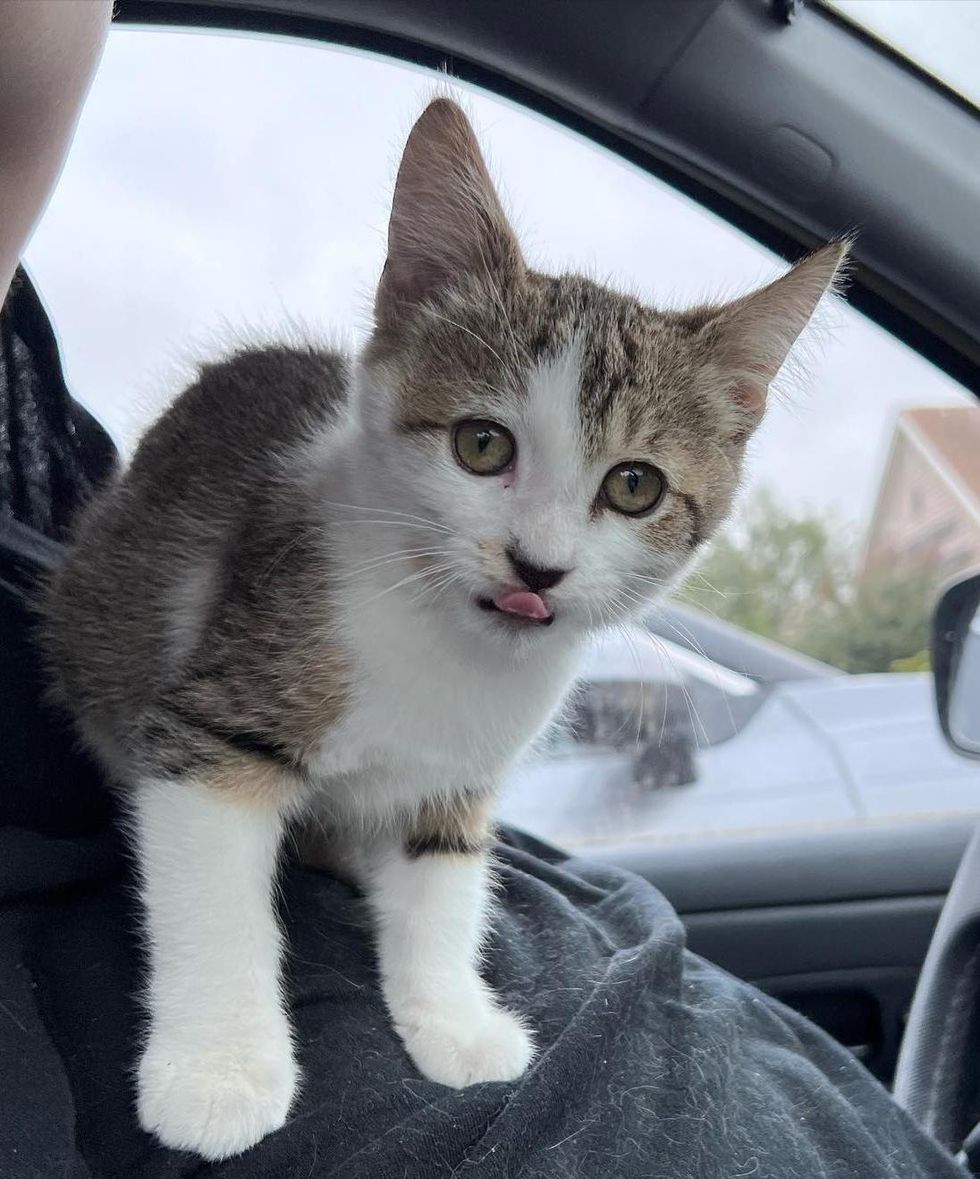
<box><xmin>375</xmin><ymin>98</ymin><xmax>525</xmax><ymax>328</ymax></box>
<box><xmin>704</xmin><ymin>241</ymin><xmax>849</xmax><ymax>430</ymax></box>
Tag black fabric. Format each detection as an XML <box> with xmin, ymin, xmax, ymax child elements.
<box><xmin>0</xmin><ymin>267</ymin><xmax>116</xmax><ymax>542</ymax></box>
<box><xmin>0</xmin><ymin>270</ymin><xmax>968</xmax><ymax>1178</ymax></box>
<box><xmin>0</xmin><ymin>706</ymin><xmax>969</xmax><ymax>1179</ymax></box>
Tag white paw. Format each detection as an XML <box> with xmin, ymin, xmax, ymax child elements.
<box><xmin>398</xmin><ymin>1003</ymin><xmax>534</xmax><ymax>1088</ymax></box>
<box><xmin>136</xmin><ymin>1027</ymin><xmax>299</xmax><ymax>1160</ymax></box>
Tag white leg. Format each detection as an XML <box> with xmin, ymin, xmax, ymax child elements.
<box><xmin>132</xmin><ymin>779</ymin><xmax>298</xmax><ymax>1160</ymax></box>
<box><xmin>367</xmin><ymin>844</ymin><xmax>534</xmax><ymax>1087</ymax></box>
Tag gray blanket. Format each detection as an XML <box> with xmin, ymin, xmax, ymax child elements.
<box><xmin>1</xmin><ymin>807</ymin><xmax>967</xmax><ymax>1178</ymax></box>
<box><xmin>0</xmin><ymin>266</ymin><xmax>966</xmax><ymax>1177</ymax></box>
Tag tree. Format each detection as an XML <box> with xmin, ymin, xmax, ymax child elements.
<box><xmin>677</xmin><ymin>491</ymin><xmax>935</xmax><ymax>674</ymax></box>
<box><xmin>801</xmin><ymin>567</ymin><xmax>935</xmax><ymax>673</ymax></box>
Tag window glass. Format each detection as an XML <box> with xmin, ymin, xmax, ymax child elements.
<box><xmin>825</xmin><ymin>0</ymin><xmax>980</xmax><ymax>111</ymax></box>
<box><xmin>27</xmin><ymin>28</ymin><xmax>980</xmax><ymax>851</ymax></box>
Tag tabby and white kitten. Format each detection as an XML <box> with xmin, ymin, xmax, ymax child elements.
<box><xmin>42</xmin><ymin>99</ymin><xmax>845</xmax><ymax>1160</ymax></box>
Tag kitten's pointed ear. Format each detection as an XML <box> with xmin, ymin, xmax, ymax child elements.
<box><xmin>376</xmin><ymin>99</ymin><xmax>525</xmax><ymax>328</ymax></box>
<box><xmin>705</xmin><ymin>241</ymin><xmax>849</xmax><ymax>430</ymax></box>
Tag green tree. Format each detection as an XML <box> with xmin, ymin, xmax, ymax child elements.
<box><xmin>802</xmin><ymin>567</ymin><xmax>935</xmax><ymax>673</ymax></box>
<box><xmin>677</xmin><ymin>491</ymin><xmax>935</xmax><ymax>674</ymax></box>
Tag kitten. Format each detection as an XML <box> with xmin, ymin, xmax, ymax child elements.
<box><xmin>41</xmin><ymin>98</ymin><xmax>845</xmax><ymax>1160</ymax></box>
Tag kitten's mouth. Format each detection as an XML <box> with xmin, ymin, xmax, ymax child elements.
<box><xmin>477</xmin><ymin>590</ymin><xmax>555</xmax><ymax>627</ymax></box>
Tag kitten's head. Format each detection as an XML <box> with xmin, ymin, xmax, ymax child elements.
<box><xmin>355</xmin><ymin>99</ymin><xmax>846</xmax><ymax>641</ymax></box>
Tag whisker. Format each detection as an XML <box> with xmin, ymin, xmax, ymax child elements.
<box><xmin>608</xmin><ymin>584</ymin><xmax>711</xmax><ymax>745</ymax></box>
<box><xmin>356</xmin><ymin>560</ymin><xmax>458</xmax><ymax>610</ymax></box>
<box><xmin>615</xmin><ymin>622</ymin><xmax>646</xmax><ymax>752</ymax></box>
<box><xmin>483</xmin><ymin>277</ymin><xmax>532</xmax><ymax>377</ymax></box>
<box><xmin>682</xmin><ymin>570</ymin><xmax>727</xmax><ymax>597</ymax></box>
<box><xmin>420</xmin><ymin>307</ymin><xmax>510</xmax><ymax>372</ymax></box>
<box><xmin>650</xmin><ymin>603</ymin><xmax>737</xmax><ymax>740</ymax></box>
<box><xmin>608</xmin><ymin>587</ymin><xmax>669</xmax><ymax>745</ymax></box>
<box><xmin>626</xmin><ymin>572</ymin><xmax>672</xmax><ymax>594</ymax></box>
<box><xmin>336</xmin><ymin>519</ymin><xmax>454</xmax><ymax>536</ymax></box>
<box><xmin>258</xmin><ymin>525</ymin><xmax>323</xmax><ymax>586</ymax></box>
<box><xmin>645</xmin><ymin>625</ymin><xmax>710</xmax><ymax>748</ymax></box>
<box><xmin>341</xmin><ymin>547</ymin><xmax>451</xmax><ymax>579</ymax></box>
<box><xmin>412</xmin><ymin>568</ymin><xmax>466</xmax><ymax>608</ymax></box>
<box><xmin>322</xmin><ymin>500</ymin><xmax>455</xmax><ymax>534</ymax></box>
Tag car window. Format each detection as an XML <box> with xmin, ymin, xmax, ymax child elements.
<box><xmin>26</xmin><ymin>27</ymin><xmax>980</xmax><ymax>852</ymax></box>
<box><xmin>824</xmin><ymin>0</ymin><xmax>980</xmax><ymax>111</ymax></box>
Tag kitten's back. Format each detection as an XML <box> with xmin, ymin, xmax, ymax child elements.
<box><xmin>42</xmin><ymin>344</ymin><xmax>349</xmax><ymax>767</ymax></box>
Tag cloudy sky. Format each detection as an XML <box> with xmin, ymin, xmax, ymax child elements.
<box><xmin>25</xmin><ymin>24</ymin><xmax>972</xmax><ymax>547</ymax></box>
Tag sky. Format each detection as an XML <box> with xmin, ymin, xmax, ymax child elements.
<box><xmin>24</xmin><ymin>25</ymin><xmax>973</xmax><ymax>550</ymax></box>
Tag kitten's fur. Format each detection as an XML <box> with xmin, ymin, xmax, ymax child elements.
<box><xmin>42</xmin><ymin>99</ymin><xmax>845</xmax><ymax>1160</ymax></box>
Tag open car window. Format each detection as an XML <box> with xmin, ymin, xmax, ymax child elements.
<box><xmin>26</xmin><ymin>26</ymin><xmax>980</xmax><ymax>853</ymax></box>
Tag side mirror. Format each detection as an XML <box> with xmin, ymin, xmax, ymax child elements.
<box><xmin>933</xmin><ymin>569</ymin><xmax>980</xmax><ymax>759</ymax></box>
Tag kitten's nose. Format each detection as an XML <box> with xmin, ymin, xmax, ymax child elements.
<box><xmin>506</xmin><ymin>547</ymin><xmax>569</xmax><ymax>592</ymax></box>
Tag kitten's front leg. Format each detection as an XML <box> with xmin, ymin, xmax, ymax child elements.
<box><xmin>366</xmin><ymin>794</ymin><xmax>534</xmax><ymax>1088</ymax></box>
<box><xmin>132</xmin><ymin>775</ymin><xmax>298</xmax><ymax>1160</ymax></box>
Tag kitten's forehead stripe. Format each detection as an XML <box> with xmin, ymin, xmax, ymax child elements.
<box><xmin>524</xmin><ymin>336</ymin><xmax>586</xmax><ymax>480</ymax></box>
<box><xmin>520</xmin><ymin>274</ymin><xmax>703</xmax><ymax>465</ymax></box>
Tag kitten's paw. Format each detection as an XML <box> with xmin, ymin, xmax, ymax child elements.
<box><xmin>136</xmin><ymin>1029</ymin><xmax>298</xmax><ymax>1160</ymax></box>
<box><xmin>400</xmin><ymin>1003</ymin><xmax>534</xmax><ymax>1088</ymax></box>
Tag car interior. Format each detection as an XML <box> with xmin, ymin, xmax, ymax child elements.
<box><xmin>4</xmin><ymin>0</ymin><xmax>980</xmax><ymax>1168</ymax></box>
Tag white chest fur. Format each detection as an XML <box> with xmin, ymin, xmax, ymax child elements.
<box><xmin>312</xmin><ymin>583</ymin><xmax>583</xmax><ymax>821</ymax></box>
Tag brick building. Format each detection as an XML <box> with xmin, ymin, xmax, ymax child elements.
<box><xmin>863</xmin><ymin>405</ymin><xmax>980</xmax><ymax>579</ymax></box>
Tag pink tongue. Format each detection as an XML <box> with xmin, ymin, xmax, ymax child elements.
<box><xmin>493</xmin><ymin>590</ymin><xmax>551</xmax><ymax>620</ymax></box>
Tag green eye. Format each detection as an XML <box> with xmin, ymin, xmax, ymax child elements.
<box><xmin>601</xmin><ymin>461</ymin><xmax>665</xmax><ymax>516</ymax></box>
<box><xmin>453</xmin><ymin>419</ymin><xmax>515</xmax><ymax>476</ymax></box>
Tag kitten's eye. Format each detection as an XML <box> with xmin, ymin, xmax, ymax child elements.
<box><xmin>601</xmin><ymin>461</ymin><xmax>665</xmax><ymax>516</ymax></box>
<box><xmin>453</xmin><ymin>419</ymin><xmax>515</xmax><ymax>476</ymax></box>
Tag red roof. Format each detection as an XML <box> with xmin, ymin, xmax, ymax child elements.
<box><xmin>903</xmin><ymin>405</ymin><xmax>980</xmax><ymax>505</ymax></box>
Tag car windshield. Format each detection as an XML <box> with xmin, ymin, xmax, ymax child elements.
<box><xmin>824</xmin><ymin>0</ymin><xmax>980</xmax><ymax>110</ymax></box>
